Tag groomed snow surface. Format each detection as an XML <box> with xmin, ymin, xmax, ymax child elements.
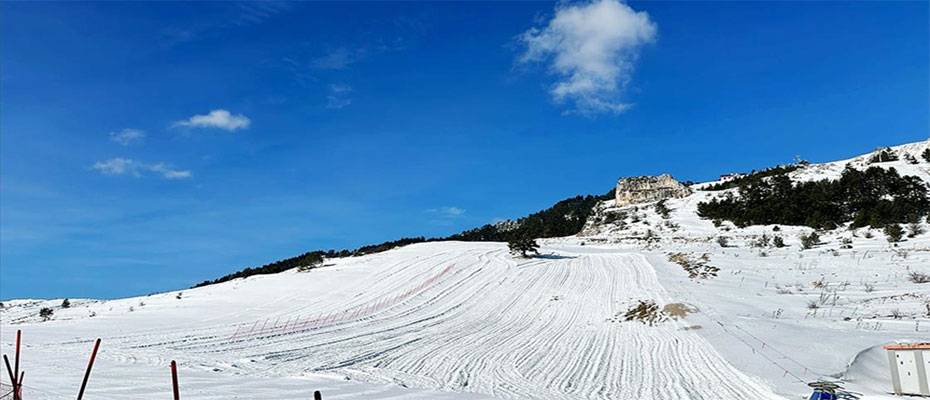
<box><xmin>2</xmin><ymin>140</ymin><xmax>929</xmax><ymax>399</ymax></box>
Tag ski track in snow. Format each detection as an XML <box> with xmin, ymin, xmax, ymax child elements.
<box><xmin>2</xmin><ymin>242</ymin><xmax>784</xmax><ymax>399</ymax></box>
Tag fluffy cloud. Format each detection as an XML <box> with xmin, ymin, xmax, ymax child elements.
<box><xmin>92</xmin><ymin>158</ymin><xmax>191</xmax><ymax>180</ymax></box>
<box><xmin>518</xmin><ymin>0</ymin><xmax>657</xmax><ymax>115</ymax></box>
<box><xmin>173</xmin><ymin>109</ymin><xmax>251</xmax><ymax>131</ymax></box>
<box><xmin>109</xmin><ymin>128</ymin><xmax>146</xmax><ymax>146</ymax></box>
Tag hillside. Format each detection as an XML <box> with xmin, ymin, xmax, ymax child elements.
<box><xmin>2</xmin><ymin>140</ymin><xmax>929</xmax><ymax>399</ymax></box>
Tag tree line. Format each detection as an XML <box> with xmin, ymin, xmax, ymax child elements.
<box><xmin>697</xmin><ymin>166</ymin><xmax>928</xmax><ymax>229</ymax></box>
<box><xmin>195</xmin><ymin>190</ymin><xmax>614</xmax><ymax>287</ymax></box>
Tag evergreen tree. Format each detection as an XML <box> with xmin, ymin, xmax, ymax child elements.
<box><xmin>508</xmin><ymin>237</ymin><xmax>540</xmax><ymax>258</ymax></box>
<box><xmin>923</xmin><ymin>148</ymin><xmax>930</xmax><ymax>163</ymax></box>
<box><xmin>884</xmin><ymin>224</ymin><xmax>904</xmax><ymax>243</ymax></box>
<box><xmin>39</xmin><ymin>307</ymin><xmax>54</xmax><ymax>321</ymax></box>
<box><xmin>61</xmin><ymin>298</ymin><xmax>71</xmax><ymax>308</ymax></box>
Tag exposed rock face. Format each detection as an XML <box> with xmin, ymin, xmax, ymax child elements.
<box><xmin>615</xmin><ymin>174</ymin><xmax>691</xmax><ymax>207</ymax></box>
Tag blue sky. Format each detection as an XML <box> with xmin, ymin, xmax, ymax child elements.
<box><xmin>1</xmin><ymin>1</ymin><xmax>927</xmax><ymax>299</ymax></box>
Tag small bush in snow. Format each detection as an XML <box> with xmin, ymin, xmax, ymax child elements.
<box><xmin>869</xmin><ymin>148</ymin><xmax>898</xmax><ymax>163</ymax></box>
<box><xmin>655</xmin><ymin>200</ymin><xmax>671</xmax><ymax>219</ymax></box>
<box><xmin>800</xmin><ymin>232</ymin><xmax>820</xmax><ymax>249</ymax></box>
<box><xmin>39</xmin><ymin>307</ymin><xmax>54</xmax><ymax>321</ymax></box>
<box><xmin>716</xmin><ymin>236</ymin><xmax>730</xmax><ymax>248</ymax></box>
<box><xmin>884</xmin><ymin>224</ymin><xmax>904</xmax><ymax>243</ymax></box>
<box><xmin>176</xmin><ymin>292</ymin><xmax>183</xmax><ymax>300</ymax></box>
<box><xmin>909</xmin><ymin>272</ymin><xmax>930</xmax><ymax>284</ymax></box>
<box><xmin>623</xmin><ymin>300</ymin><xmax>667</xmax><ymax>326</ymax></box>
<box><xmin>923</xmin><ymin>148</ymin><xmax>930</xmax><ymax>162</ymax></box>
<box><xmin>863</xmin><ymin>230</ymin><xmax>874</xmax><ymax>239</ymax></box>
<box><xmin>61</xmin><ymin>298</ymin><xmax>71</xmax><ymax>308</ymax></box>
<box><xmin>863</xmin><ymin>282</ymin><xmax>875</xmax><ymax>293</ymax></box>
<box><xmin>907</xmin><ymin>222</ymin><xmax>924</xmax><ymax>238</ymax></box>
<box><xmin>773</xmin><ymin>235</ymin><xmax>786</xmax><ymax>248</ymax></box>
<box><xmin>751</xmin><ymin>234</ymin><xmax>771</xmax><ymax>248</ymax></box>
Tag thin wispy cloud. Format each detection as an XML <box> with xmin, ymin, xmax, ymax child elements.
<box><xmin>311</xmin><ymin>48</ymin><xmax>358</xmax><ymax>70</ymax></box>
<box><xmin>109</xmin><ymin>128</ymin><xmax>146</xmax><ymax>146</ymax></box>
<box><xmin>427</xmin><ymin>206</ymin><xmax>466</xmax><ymax>217</ymax></box>
<box><xmin>92</xmin><ymin>158</ymin><xmax>192</xmax><ymax>180</ymax></box>
<box><xmin>173</xmin><ymin>109</ymin><xmax>251</xmax><ymax>131</ymax></box>
<box><xmin>518</xmin><ymin>0</ymin><xmax>657</xmax><ymax>115</ymax></box>
<box><xmin>326</xmin><ymin>84</ymin><xmax>353</xmax><ymax>109</ymax></box>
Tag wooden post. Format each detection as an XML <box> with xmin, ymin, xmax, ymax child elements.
<box><xmin>170</xmin><ymin>360</ymin><xmax>180</xmax><ymax>400</ymax></box>
<box><xmin>76</xmin><ymin>338</ymin><xmax>101</xmax><ymax>400</ymax></box>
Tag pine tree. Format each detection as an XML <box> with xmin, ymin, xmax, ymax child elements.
<box><xmin>923</xmin><ymin>148</ymin><xmax>930</xmax><ymax>163</ymax></box>
<box><xmin>508</xmin><ymin>237</ymin><xmax>540</xmax><ymax>258</ymax></box>
<box><xmin>39</xmin><ymin>307</ymin><xmax>54</xmax><ymax>321</ymax></box>
<box><xmin>884</xmin><ymin>224</ymin><xmax>904</xmax><ymax>243</ymax></box>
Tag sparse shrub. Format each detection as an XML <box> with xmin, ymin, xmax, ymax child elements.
<box><xmin>61</xmin><ymin>298</ymin><xmax>71</xmax><ymax>308</ymax></box>
<box><xmin>623</xmin><ymin>300</ymin><xmax>667</xmax><ymax>326</ymax></box>
<box><xmin>907</xmin><ymin>222</ymin><xmax>924</xmax><ymax>238</ymax></box>
<box><xmin>773</xmin><ymin>235</ymin><xmax>786</xmax><ymax>248</ymax></box>
<box><xmin>751</xmin><ymin>234</ymin><xmax>771</xmax><ymax>248</ymax></box>
<box><xmin>863</xmin><ymin>282</ymin><xmax>875</xmax><ymax>293</ymax></box>
<box><xmin>772</xmin><ymin>225</ymin><xmax>781</xmax><ymax>232</ymax></box>
<box><xmin>840</xmin><ymin>237</ymin><xmax>853</xmax><ymax>249</ymax></box>
<box><xmin>668</xmin><ymin>253</ymin><xmax>719</xmax><ymax>279</ymax></box>
<box><xmin>176</xmin><ymin>292</ymin><xmax>183</xmax><ymax>300</ymax></box>
<box><xmin>508</xmin><ymin>236</ymin><xmax>540</xmax><ymax>258</ymax></box>
<box><xmin>869</xmin><ymin>148</ymin><xmax>898</xmax><ymax>163</ymax></box>
<box><xmin>884</xmin><ymin>224</ymin><xmax>904</xmax><ymax>243</ymax></box>
<box><xmin>922</xmin><ymin>148</ymin><xmax>930</xmax><ymax>162</ymax></box>
<box><xmin>655</xmin><ymin>200</ymin><xmax>671</xmax><ymax>219</ymax></box>
<box><xmin>712</xmin><ymin>219</ymin><xmax>723</xmax><ymax>228</ymax></box>
<box><xmin>863</xmin><ymin>230</ymin><xmax>874</xmax><ymax>239</ymax></box>
<box><xmin>716</xmin><ymin>236</ymin><xmax>730</xmax><ymax>248</ymax></box>
<box><xmin>909</xmin><ymin>272</ymin><xmax>930</xmax><ymax>284</ymax></box>
<box><xmin>807</xmin><ymin>301</ymin><xmax>820</xmax><ymax>310</ymax></box>
<box><xmin>39</xmin><ymin>307</ymin><xmax>54</xmax><ymax>321</ymax></box>
<box><xmin>800</xmin><ymin>232</ymin><xmax>820</xmax><ymax>249</ymax></box>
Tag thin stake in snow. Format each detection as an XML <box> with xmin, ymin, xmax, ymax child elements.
<box><xmin>170</xmin><ymin>360</ymin><xmax>180</xmax><ymax>400</ymax></box>
<box><xmin>76</xmin><ymin>338</ymin><xmax>101</xmax><ymax>400</ymax></box>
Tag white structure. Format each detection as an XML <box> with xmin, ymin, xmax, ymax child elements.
<box><xmin>885</xmin><ymin>343</ymin><xmax>930</xmax><ymax>397</ymax></box>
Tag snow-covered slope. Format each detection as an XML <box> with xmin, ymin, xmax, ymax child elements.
<box><xmin>2</xmin><ymin>140</ymin><xmax>928</xmax><ymax>399</ymax></box>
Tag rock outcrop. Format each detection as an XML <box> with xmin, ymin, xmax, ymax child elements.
<box><xmin>615</xmin><ymin>174</ymin><xmax>691</xmax><ymax>207</ymax></box>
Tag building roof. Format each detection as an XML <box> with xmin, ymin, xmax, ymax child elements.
<box><xmin>883</xmin><ymin>343</ymin><xmax>930</xmax><ymax>351</ymax></box>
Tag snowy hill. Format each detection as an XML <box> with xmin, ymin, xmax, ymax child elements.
<box><xmin>2</xmin><ymin>140</ymin><xmax>929</xmax><ymax>399</ymax></box>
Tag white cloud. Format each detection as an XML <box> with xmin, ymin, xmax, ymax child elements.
<box><xmin>92</xmin><ymin>158</ymin><xmax>191</xmax><ymax>180</ymax></box>
<box><xmin>326</xmin><ymin>84</ymin><xmax>353</xmax><ymax>109</ymax></box>
<box><xmin>147</xmin><ymin>163</ymin><xmax>193</xmax><ymax>180</ymax></box>
<box><xmin>518</xmin><ymin>0</ymin><xmax>657</xmax><ymax>115</ymax></box>
<box><xmin>109</xmin><ymin>128</ymin><xmax>146</xmax><ymax>146</ymax></box>
<box><xmin>173</xmin><ymin>109</ymin><xmax>251</xmax><ymax>131</ymax></box>
<box><xmin>92</xmin><ymin>158</ymin><xmax>139</xmax><ymax>176</ymax></box>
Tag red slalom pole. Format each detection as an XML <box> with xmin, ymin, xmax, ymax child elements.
<box><xmin>76</xmin><ymin>338</ymin><xmax>101</xmax><ymax>400</ymax></box>
<box><xmin>170</xmin><ymin>360</ymin><xmax>180</xmax><ymax>400</ymax></box>
<box><xmin>13</xmin><ymin>330</ymin><xmax>20</xmax><ymax>393</ymax></box>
